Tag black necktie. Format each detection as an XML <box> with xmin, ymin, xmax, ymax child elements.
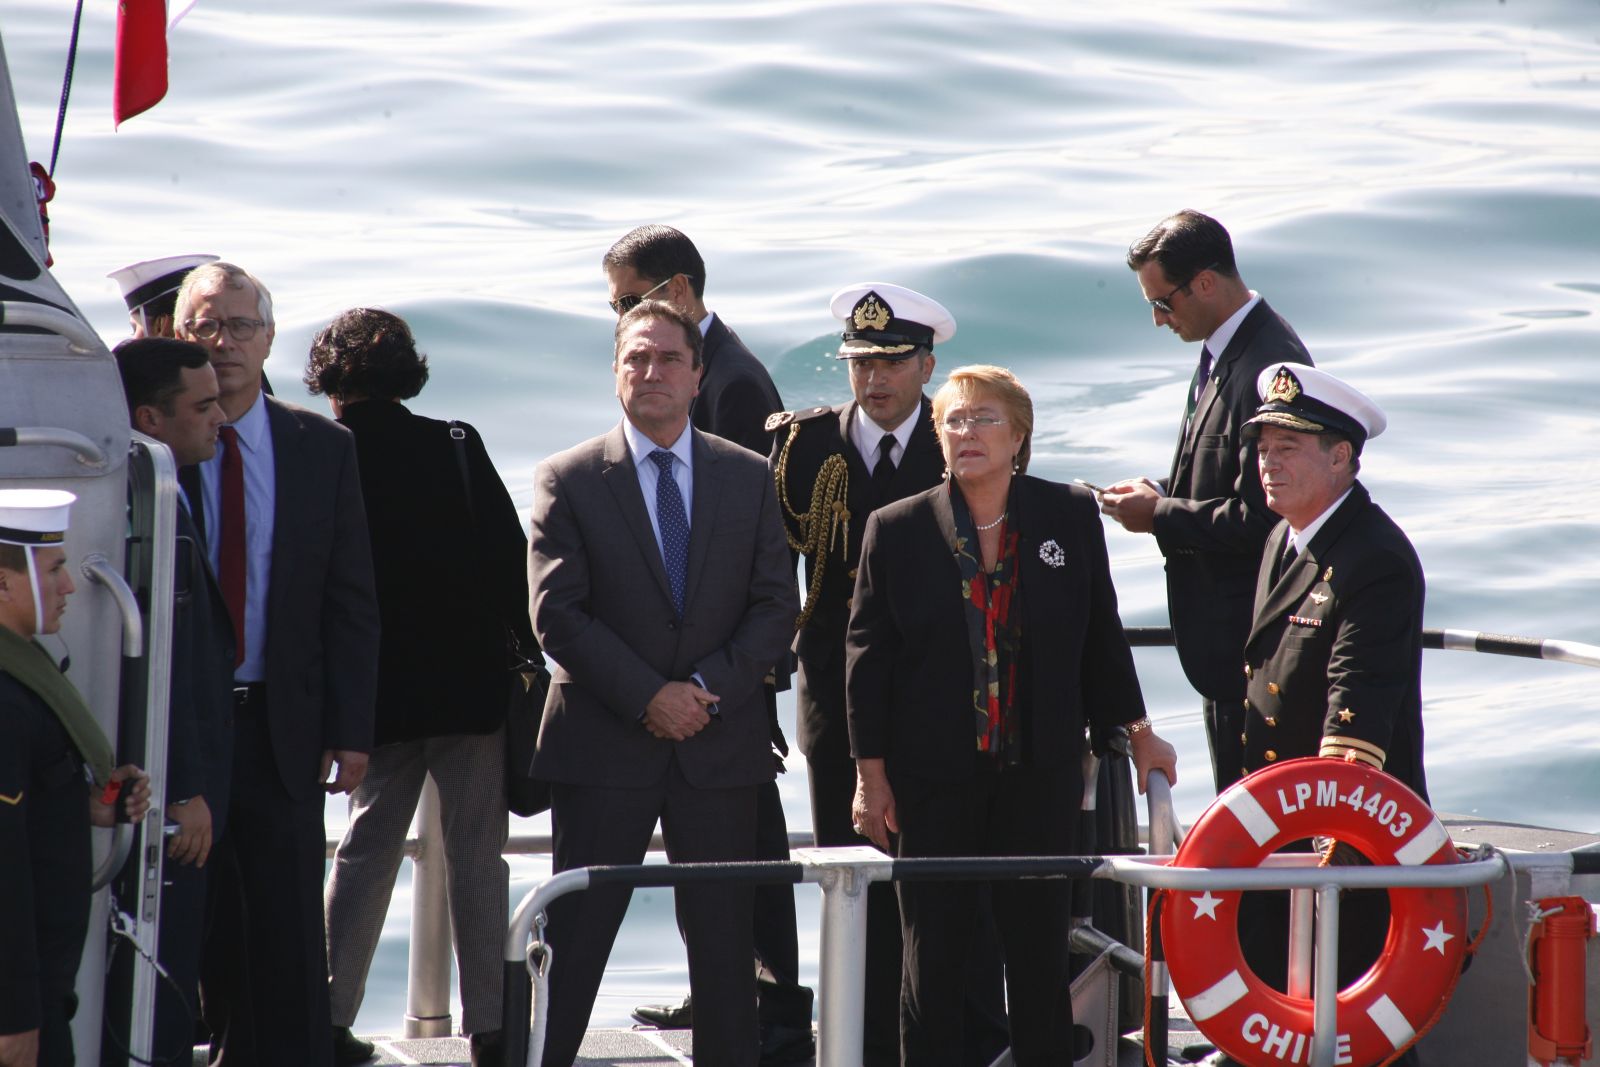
<box><xmin>1274</xmin><ymin>540</ymin><xmax>1299</xmax><ymax>585</ymax></box>
<box><xmin>1186</xmin><ymin>345</ymin><xmax>1214</xmax><ymax>422</ymax></box>
<box><xmin>870</xmin><ymin>433</ymin><xmax>896</xmax><ymax>498</ymax></box>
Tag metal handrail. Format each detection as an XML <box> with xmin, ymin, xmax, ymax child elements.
<box><xmin>0</xmin><ymin>425</ymin><xmax>108</xmax><ymax>468</ymax></box>
<box><xmin>0</xmin><ymin>299</ymin><xmax>103</xmax><ymax>351</ymax></box>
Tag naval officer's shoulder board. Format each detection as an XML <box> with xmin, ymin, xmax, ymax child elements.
<box><xmin>764</xmin><ymin>405</ymin><xmax>833</xmax><ymax>434</ymax></box>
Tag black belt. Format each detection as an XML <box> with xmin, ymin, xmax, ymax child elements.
<box><xmin>233</xmin><ymin>683</ymin><xmax>266</xmax><ymax>709</ymax></box>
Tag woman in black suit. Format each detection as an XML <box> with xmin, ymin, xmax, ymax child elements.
<box><xmin>308</xmin><ymin>309</ymin><xmax>534</xmax><ymax>1067</ymax></box>
<box><xmin>845</xmin><ymin>364</ymin><xmax>1178</xmax><ymax>1066</ymax></box>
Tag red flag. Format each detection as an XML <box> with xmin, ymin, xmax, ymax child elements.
<box><xmin>113</xmin><ymin>0</ymin><xmax>168</xmax><ymax>127</ymax></box>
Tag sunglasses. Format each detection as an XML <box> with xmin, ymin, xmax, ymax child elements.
<box><xmin>609</xmin><ymin>276</ymin><xmax>674</xmax><ymax>317</ymax></box>
<box><xmin>1148</xmin><ymin>263</ymin><xmax>1218</xmax><ymax>315</ymax></box>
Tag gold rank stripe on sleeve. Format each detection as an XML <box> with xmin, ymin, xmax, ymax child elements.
<box><xmin>1320</xmin><ymin>735</ymin><xmax>1386</xmax><ymax>769</ymax></box>
<box><xmin>0</xmin><ymin>790</ymin><xmax>22</xmax><ymax>805</ymax></box>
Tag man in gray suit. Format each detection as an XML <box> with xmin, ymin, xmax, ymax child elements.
<box><xmin>528</xmin><ymin>299</ymin><xmax>798</xmax><ymax>1067</ymax></box>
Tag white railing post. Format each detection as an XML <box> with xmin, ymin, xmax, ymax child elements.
<box><xmin>405</xmin><ymin>774</ymin><xmax>453</xmax><ymax>1038</ymax></box>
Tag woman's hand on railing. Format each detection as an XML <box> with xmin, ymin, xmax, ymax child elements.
<box><xmin>852</xmin><ymin>759</ymin><xmax>899</xmax><ymax>853</ymax></box>
<box><xmin>1129</xmin><ymin>728</ymin><xmax>1178</xmax><ymax>795</ymax></box>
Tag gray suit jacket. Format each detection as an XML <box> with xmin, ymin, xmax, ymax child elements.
<box><xmin>528</xmin><ymin>423</ymin><xmax>798</xmax><ymax>789</ymax></box>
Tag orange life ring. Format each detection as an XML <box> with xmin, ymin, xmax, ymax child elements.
<box><xmin>1162</xmin><ymin>757</ymin><xmax>1466</xmax><ymax>1067</ymax></box>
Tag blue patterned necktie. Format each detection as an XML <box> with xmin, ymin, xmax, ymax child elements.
<box><xmin>651</xmin><ymin>449</ymin><xmax>690</xmax><ymax>615</ymax></box>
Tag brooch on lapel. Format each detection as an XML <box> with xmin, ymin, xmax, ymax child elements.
<box><xmin>1039</xmin><ymin>540</ymin><xmax>1065</xmax><ymax>568</ymax></box>
<box><xmin>1309</xmin><ymin>591</ymin><xmax>1329</xmax><ymax>605</ymax></box>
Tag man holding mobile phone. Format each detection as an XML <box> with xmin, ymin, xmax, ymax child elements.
<box><xmin>1099</xmin><ymin>211</ymin><xmax>1312</xmax><ymax>792</ymax></box>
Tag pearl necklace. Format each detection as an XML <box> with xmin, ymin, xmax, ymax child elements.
<box><xmin>974</xmin><ymin>512</ymin><xmax>1007</xmax><ymax>531</ymax></box>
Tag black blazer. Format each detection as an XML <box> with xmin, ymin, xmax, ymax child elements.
<box><xmin>339</xmin><ymin>401</ymin><xmax>536</xmax><ymax>746</ymax></box>
<box><xmin>692</xmin><ymin>314</ymin><xmax>783</xmax><ymax>455</ymax></box>
<box><xmin>1152</xmin><ymin>299</ymin><xmax>1312</xmax><ymax>703</ymax></box>
<box><xmin>261</xmin><ymin>398</ymin><xmax>379</xmax><ymax>799</ymax></box>
<box><xmin>770</xmin><ymin>398</ymin><xmax>946</xmax><ymax>762</ymax></box>
<box><xmin>168</xmin><ymin>501</ymin><xmax>237</xmax><ymax>831</ymax></box>
<box><xmin>845</xmin><ymin>477</ymin><xmax>1146</xmax><ymax>790</ymax></box>
<box><xmin>1242</xmin><ymin>482</ymin><xmax>1427</xmax><ymax>798</ymax></box>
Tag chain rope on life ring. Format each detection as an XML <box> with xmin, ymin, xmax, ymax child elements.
<box><xmin>1161</xmin><ymin>757</ymin><xmax>1468</xmax><ymax>1067</ymax></box>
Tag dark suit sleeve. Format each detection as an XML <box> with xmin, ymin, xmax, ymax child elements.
<box><xmin>706</xmin><ymin>377</ymin><xmax>778</xmax><ymax>456</ymax></box>
<box><xmin>528</xmin><ymin>459</ymin><xmax>672</xmax><ymax>725</ymax></box>
<box><xmin>1321</xmin><ymin>546</ymin><xmax>1422</xmax><ymax>764</ymax></box>
<box><xmin>320</xmin><ymin>431</ymin><xmax>380</xmax><ymax>753</ymax></box>
<box><xmin>687</xmin><ymin>468</ymin><xmax>798</xmax><ymax>705</ymax></box>
<box><xmin>1150</xmin><ymin>439</ymin><xmax>1278</xmax><ymax>556</ymax></box>
<box><xmin>464</xmin><ymin>425</ymin><xmax>540</xmax><ymax>660</ymax></box>
<box><xmin>0</xmin><ymin>696</ymin><xmax>41</xmax><ymax>1035</ymax></box>
<box><xmin>165</xmin><ymin>543</ymin><xmax>206</xmax><ymax>801</ymax></box>
<box><xmin>844</xmin><ymin>511</ymin><xmax>896</xmax><ymax>760</ymax></box>
<box><xmin>1073</xmin><ymin>493</ymin><xmax>1148</xmax><ymax>733</ymax></box>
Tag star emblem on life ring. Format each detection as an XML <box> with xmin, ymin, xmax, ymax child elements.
<box><xmin>1191</xmin><ymin>891</ymin><xmax>1222</xmax><ymax>920</ymax></box>
<box><xmin>1039</xmin><ymin>539</ymin><xmax>1065</xmax><ymax>568</ymax></box>
<box><xmin>1421</xmin><ymin>921</ymin><xmax>1455</xmax><ymax>954</ymax></box>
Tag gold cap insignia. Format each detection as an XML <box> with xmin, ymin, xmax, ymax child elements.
<box><xmin>852</xmin><ymin>292</ymin><xmax>892</xmax><ymax>332</ymax></box>
<box><xmin>1265</xmin><ymin>366</ymin><xmax>1302</xmax><ymax>404</ymax></box>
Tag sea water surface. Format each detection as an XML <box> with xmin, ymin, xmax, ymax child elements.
<box><xmin>5</xmin><ymin>0</ymin><xmax>1598</xmax><ymax>1035</ymax></box>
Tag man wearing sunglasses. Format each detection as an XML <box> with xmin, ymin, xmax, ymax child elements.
<box><xmin>1099</xmin><ymin>210</ymin><xmax>1312</xmax><ymax>794</ymax></box>
<box><xmin>604</xmin><ymin>227</ymin><xmax>812</xmax><ymax>1065</ymax></box>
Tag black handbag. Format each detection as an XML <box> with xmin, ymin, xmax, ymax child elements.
<box><xmin>449</xmin><ymin>421</ymin><xmax>553</xmax><ymax>816</ymax></box>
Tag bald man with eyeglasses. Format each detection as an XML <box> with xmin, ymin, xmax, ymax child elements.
<box><xmin>1099</xmin><ymin>210</ymin><xmax>1312</xmax><ymax>794</ymax></box>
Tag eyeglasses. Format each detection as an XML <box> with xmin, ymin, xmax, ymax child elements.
<box><xmin>185</xmin><ymin>316</ymin><xmax>266</xmax><ymax>342</ymax></box>
<box><xmin>1147</xmin><ymin>263</ymin><xmax>1218</xmax><ymax>315</ymax></box>
<box><xmin>609</xmin><ymin>276</ymin><xmax>674</xmax><ymax>317</ymax></box>
<box><xmin>941</xmin><ymin>415</ymin><xmax>1009</xmax><ymax>431</ymax></box>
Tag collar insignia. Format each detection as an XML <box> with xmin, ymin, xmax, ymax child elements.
<box><xmin>1265</xmin><ymin>366</ymin><xmax>1302</xmax><ymax>404</ymax></box>
<box><xmin>1323</xmin><ymin>566</ymin><xmax>1334</xmax><ymax>582</ymax></box>
<box><xmin>852</xmin><ymin>292</ymin><xmax>892</xmax><ymax>332</ymax></box>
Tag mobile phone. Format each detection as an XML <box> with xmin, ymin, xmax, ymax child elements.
<box><xmin>1074</xmin><ymin>479</ymin><xmax>1106</xmax><ymax>495</ymax></box>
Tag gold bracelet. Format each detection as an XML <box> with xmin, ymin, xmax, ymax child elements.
<box><xmin>1125</xmin><ymin>717</ymin><xmax>1153</xmax><ymax>736</ymax></box>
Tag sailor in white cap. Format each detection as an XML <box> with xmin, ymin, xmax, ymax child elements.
<box><xmin>765</xmin><ymin>283</ymin><xmax>1007</xmax><ymax>1064</ymax></box>
<box><xmin>108</xmin><ymin>253</ymin><xmax>220</xmax><ymax>338</ymax></box>
<box><xmin>1201</xmin><ymin>364</ymin><xmax>1426</xmax><ymax>1066</ymax></box>
<box><xmin>0</xmin><ymin>488</ymin><xmax>150</xmax><ymax>1067</ymax></box>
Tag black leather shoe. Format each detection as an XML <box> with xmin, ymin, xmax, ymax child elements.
<box><xmin>470</xmin><ymin>1028</ymin><xmax>504</xmax><ymax>1067</ymax></box>
<box><xmin>631</xmin><ymin>995</ymin><xmax>692</xmax><ymax>1029</ymax></box>
<box><xmin>759</xmin><ymin>1022</ymin><xmax>815</xmax><ymax>1066</ymax></box>
<box><xmin>332</xmin><ymin>1026</ymin><xmax>376</xmax><ymax>1066</ymax></box>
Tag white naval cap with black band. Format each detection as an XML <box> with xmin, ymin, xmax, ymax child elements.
<box><xmin>1243</xmin><ymin>363</ymin><xmax>1387</xmax><ymax>453</ymax></box>
<box><xmin>0</xmin><ymin>489</ymin><xmax>75</xmax><ymax>634</ymax></box>
<box><xmin>107</xmin><ymin>253</ymin><xmax>220</xmax><ymax>315</ymax></box>
<box><xmin>831</xmin><ymin>282</ymin><xmax>956</xmax><ymax>359</ymax></box>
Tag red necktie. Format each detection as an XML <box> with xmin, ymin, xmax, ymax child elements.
<box><xmin>219</xmin><ymin>426</ymin><xmax>246</xmax><ymax>668</ymax></box>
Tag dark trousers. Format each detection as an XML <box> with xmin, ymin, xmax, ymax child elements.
<box><xmin>752</xmin><ymin>775</ymin><xmax>813</xmax><ymax>1028</ymax></box>
<box><xmin>545</xmin><ymin>758</ymin><xmax>759</xmax><ymax>1067</ymax></box>
<box><xmin>201</xmin><ymin>691</ymin><xmax>334</xmax><ymax>1067</ymax></box>
<box><xmin>895</xmin><ymin>761</ymin><xmax>1082</xmax><ymax>1067</ymax></box>
<box><xmin>1203</xmin><ymin>696</ymin><xmax>1247</xmax><ymax>793</ymax></box>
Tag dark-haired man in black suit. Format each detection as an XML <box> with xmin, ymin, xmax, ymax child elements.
<box><xmin>113</xmin><ymin>337</ymin><xmax>238</xmax><ymax>1062</ymax></box>
<box><xmin>1102</xmin><ymin>210</ymin><xmax>1312</xmax><ymax>792</ymax></box>
<box><xmin>175</xmin><ymin>262</ymin><xmax>379</xmax><ymax>1067</ymax></box>
<box><xmin>606</xmin><ymin>226</ymin><xmax>813</xmax><ymax>1064</ymax></box>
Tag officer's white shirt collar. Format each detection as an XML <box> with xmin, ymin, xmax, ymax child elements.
<box><xmin>1288</xmin><ymin>485</ymin><xmax>1354</xmax><ymax>553</ymax></box>
<box><xmin>698</xmin><ymin>311</ymin><xmax>714</xmax><ymax>337</ymax></box>
<box><xmin>1204</xmin><ymin>291</ymin><xmax>1261</xmax><ymax>358</ymax></box>
<box><xmin>850</xmin><ymin>403</ymin><xmax>918</xmax><ymax>471</ymax></box>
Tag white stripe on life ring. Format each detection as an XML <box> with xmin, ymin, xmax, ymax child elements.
<box><xmin>1184</xmin><ymin>969</ymin><xmax>1250</xmax><ymax>1022</ymax></box>
<box><xmin>1222</xmin><ymin>787</ymin><xmax>1280</xmax><ymax>847</ymax></box>
<box><xmin>1366</xmin><ymin>994</ymin><xmax>1415</xmax><ymax>1048</ymax></box>
<box><xmin>1393</xmin><ymin>816</ymin><xmax>1449</xmax><ymax>866</ymax></box>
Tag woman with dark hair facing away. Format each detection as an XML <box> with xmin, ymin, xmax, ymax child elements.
<box><xmin>845</xmin><ymin>364</ymin><xmax>1178</xmax><ymax>1065</ymax></box>
<box><xmin>309</xmin><ymin>308</ymin><xmax>534</xmax><ymax>1067</ymax></box>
